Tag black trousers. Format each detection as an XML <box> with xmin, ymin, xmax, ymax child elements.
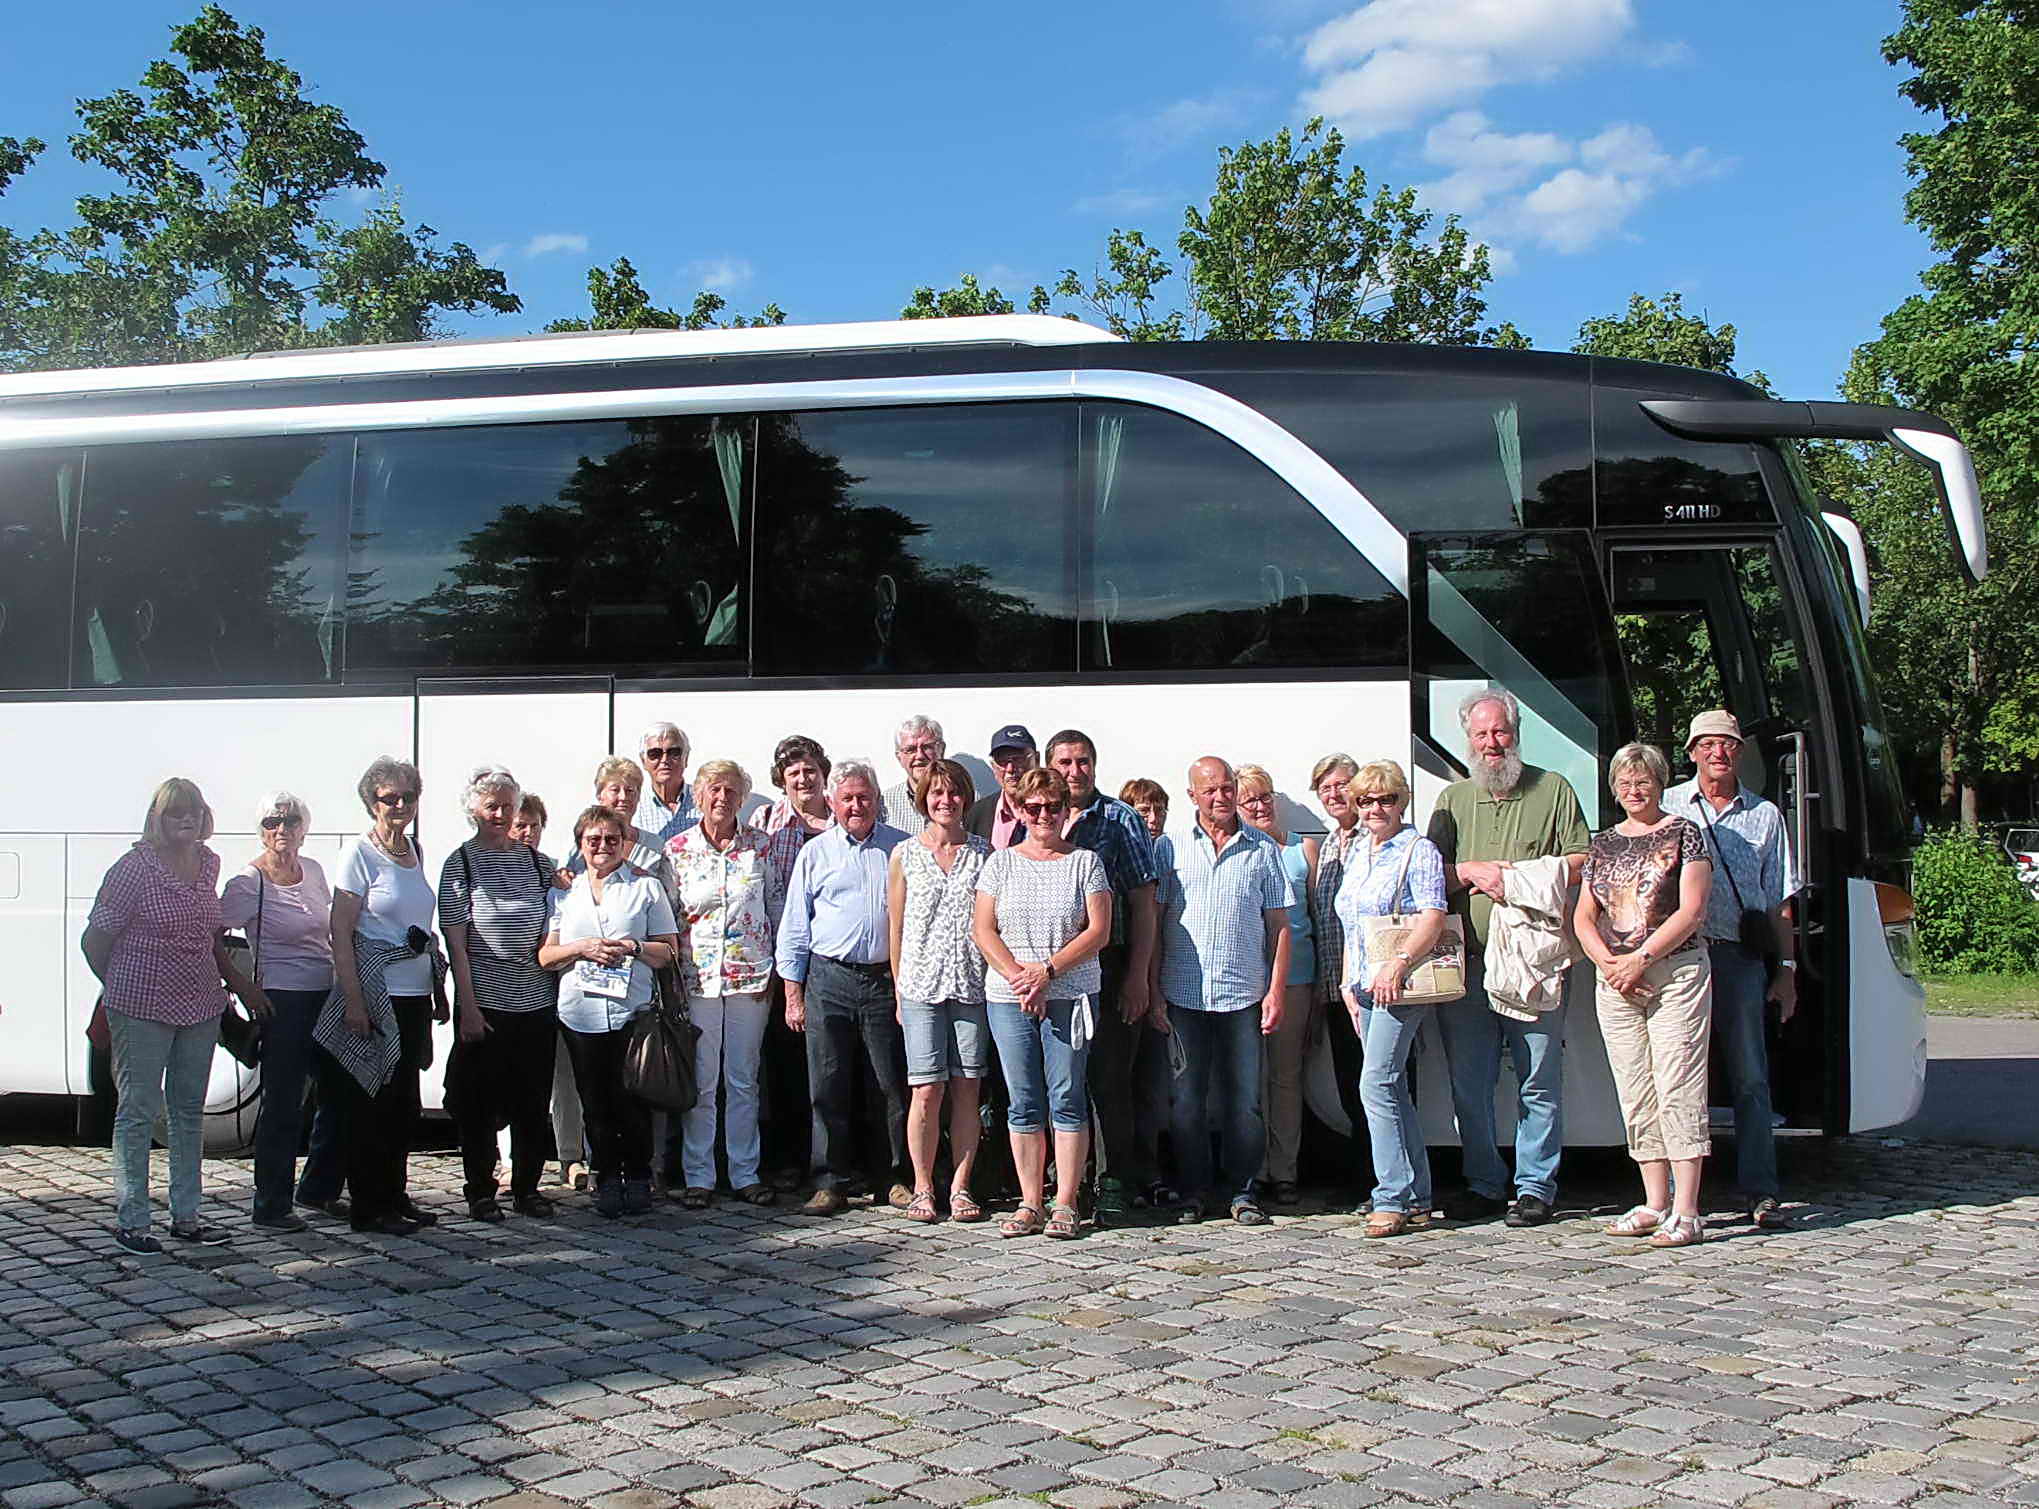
<box><xmin>758</xmin><ymin>992</ymin><xmax>813</xmax><ymax>1177</ymax></box>
<box><xmin>804</xmin><ymin>957</ymin><xmax>910</xmax><ymax>1192</ymax></box>
<box><xmin>1088</xmin><ymin>947</ymin><xmax>1162</xmax><ymax>1189</ymax></box>
<box><xmin>561</xmin><ymin>1024</ymin><xmax>653</xmax><ymax>1184</ymax></box>
<box><xmin>451</xmin><ymin>1006</ymin><xmax>558</xmax><ymax>1201</ymax></box>
<box><xmin>1322</xmin><ymin>992</ymin><xmax>1378</xmax><ymax>1198</ymax></box>
<box><xmin>318</xmin><ymin>995</ymin><xmax>429</xmax><ymax>1226</ymax></box>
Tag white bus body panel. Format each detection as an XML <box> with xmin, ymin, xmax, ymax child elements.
<box><xmin>1847</xmin><ymin>876</ymin><xmax>1927</xmax><ymax>1132</ymax></box>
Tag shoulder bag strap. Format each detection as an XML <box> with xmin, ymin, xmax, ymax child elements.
<box><xmin>252</xmin><ymin>871</ymin><xmax>265</xmax><ymax>984</ymax></box>
<box><xmin>1687</xmin><ymin>795</ymin><xmax>1750</xmax><ymax>913</ymax></box>
<box><xmin>1389</xmin><ymin>831</ymin><xmax>1419</xmax><ymax>918</ymax></box>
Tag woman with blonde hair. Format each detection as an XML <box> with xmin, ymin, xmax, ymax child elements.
<box><xmin>84</xmin><ymin>778</ymin><xmax>270</xmax><ymax>1254</ymax></box>
<box><xmin>1234</xmin><ymin>764</ymin><xmax>1319</xmax><ymax>1205</ymax></box>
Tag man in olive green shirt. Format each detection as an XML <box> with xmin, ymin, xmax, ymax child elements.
<box><xmin>1426</xmin><ymin>688</ymin><xmax>1589</xmax><ymax>1228</ymax></box>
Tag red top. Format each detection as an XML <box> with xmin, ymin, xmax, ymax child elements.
<box><xmin>88</xmin><ymin>843</ymin><xmax>228</xmax><ymax>1025</ymax></box>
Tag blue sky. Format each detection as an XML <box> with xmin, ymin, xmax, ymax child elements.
<box><xmin>1</xmin><ymin>0</ymin><xmax>1935</xmax><ymax>399</ymax></box>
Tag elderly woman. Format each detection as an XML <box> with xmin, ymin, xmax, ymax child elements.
<box><xmin>1309</xmin><ymin>752</ymin><xmax>1372</xmax><ymax>1199</ymax></box>
<box><xmin>1119</xmin><ymin>779</ymin><xmax>1169</xmax><ymax>842</ymax></box>
<box><xmin>887</xmin><ymin>759</ymin><xmax>993</xmax><ymax>1225</ymax></box>
<box><xmin>315</xmin><ymin>757</ymin><xmax>448</xmax><ymax>1237</ymax></box>
<box><xmin>760</xmin><ymin>734</ymin><xmax>831</xmax><ymax>1189</ymax></box>
<box><xmin>1235</xmin><ymin>764</ymin><xmax>1319</xmax><ymax>1206</ymax></box>
<box><xmin>542</xmin><ymin>804</ymin><xmax>680</xmax><ymax>1217</ymax></box>
<box><xmin>636</xmin><ymin>721</ymin><xmax>697</xmax><ymax>846</ymax></box>
<box><xmin>972</xmin><ymin>768</ymin><xmax>1112</xmax><ymax>1239</ymax></box>
<box><xmin>1576</xmin><ymin>743</ymin><xmax>1715</xmax><ymax>1249</ymax></box>
<box><xmin>222</xmin><ymin>790</ymin><xmax>339</xmax><ymax>1233</ymax></box>
<box><xmin>513</xmin><ymin>794</ymin><xmax>589</xmax><ymax>1191</ymax></box>
<box><xmin>84</xmin><ymin>779</ymin><xmax>270</xmax><ymax>1255</ymax></box>
<box><xmin>665</xmin><ymin>760</ymin><xmax>783</xmax><ymax>1207</ymax></box>
<box><xmin>1334</xmin><ymin>760</ymin><xmax>1448</xmax><ymax>1239</ymax></box>
<box><xmin>439</xmin><ymin>766</ymin><xmax>561</xmax><ymax>1223</ymax></box>
<box><xmin>581</xmin><ymin>757</ymin><xmax>675</xmax><ymax>896</ymax></box>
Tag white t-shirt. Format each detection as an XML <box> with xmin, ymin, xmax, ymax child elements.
<box><xmin>335</xmin><ymin>837</ymin><xmax>437</xmax><ymax>996</ymax></box>
<box><xmin>220</xmin><ymin>859</ymin><xmax>334</xmax><ymax>993</ymax></box>
<box><xmin>548</xmin><ymin>868</ymin><xmax>678</xmax><ymax>1033</ymax></box>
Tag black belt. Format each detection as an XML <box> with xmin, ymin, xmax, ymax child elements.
<box><xmin>817</xmin><ymin>954</ymin><xmax>891</xmax><ymax>978</ymax></box>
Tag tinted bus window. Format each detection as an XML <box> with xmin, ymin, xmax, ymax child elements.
<box><xmin>754</xmin><ymin>404</ymin><xmax>1076</xmax><ymax>677</ymax></box>
<box><xmin>1083</xmin><ymin>402</ymin><xmax>1404</xmax><ymax>673</ymax></box>
<box><xmin>0</xmin><ymin>448</ymin><xmax>81</xmax><ymax>690</ymax></box>
<box><xmin>348</xmin><ymin>417</ymin><xmax>749</xmax><ymax>677</ymax></box>
<box><xmin>1595</xmin><ymin>386</ymin><xmax>1768</xmax><ymax>527</ymax></box>
<box><xmin>74</xmin><ymin>437</ymin><xmax>348</xmax><ymax>688</ymax></box>
<box><xmin>1206</xmin><ymin>370</ymin><xmax>1594</xmax><ymax>532</ymax></box>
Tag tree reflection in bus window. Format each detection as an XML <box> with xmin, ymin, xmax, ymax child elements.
<box><xmin>347</xmin><ymin>416</ymin><xmax>749</xmax><ymax>676</ymax></box>
<box><xmin>72</xmin><ymin>437</ymin><xmax>348</xmax><ymax>688</ymax></box>
<box><xmin>1082</xmin><ymin>402</ymin><xmax>1403</xmax><ymax>672</ymax></box>
<box><xmin>753</xmin><ymin>404</ymin><xmax>1075</xmax><ymax>676</ymax></box>
<box><xmin>0</xmin><ymin>448</ymin><xmax>81</xmax><ymax>690</ymax></box>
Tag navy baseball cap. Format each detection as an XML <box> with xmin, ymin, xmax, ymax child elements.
<box><xmin>989</xmin><ymin>724</ymin><xmax>1035</xmax><ymax>753</ymax></box>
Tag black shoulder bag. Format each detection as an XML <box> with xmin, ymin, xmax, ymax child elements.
<box><xmin>1688</xmin><ymin>794</ymin><xmax>1779</xmax><ymax>980</ymax></box>
<box><xmin>217</xmin><ymin>875</ymin><xmax>266</xmax><ymax>1068</ymax></box>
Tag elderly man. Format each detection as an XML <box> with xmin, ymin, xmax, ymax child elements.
<box><xmin>1045</xmin><ymin>729</ymin><xmax>1160</xmax><ymax>1220</ymax></box>
<box><xmin>1152</xmin><ymin>756</ymin><xmax>1293</xmax><ymax>1227</ymax></box>
<box><xmin>1664</xmin><ymin>710</ymin><xmax>1795</xmax><ymax>1229</ymax></box>
<box><xmin>1427</xmin><ymin>688</ymin><xmax>1589</xmax><ymax>1229</ymax></box>
<box><xmin>775</xmin><ymin>759</ymin><xmax>911</xmax><ymax>1216</ymax></box>
<box><xmin>967</xmin><ymin>724</ymin><xmax>1038</xmax><ymax>849</ymax></box>
<box><xmin>880</xmin><ymin>715</ymin><xmax>944</xmax><ymax>834</ymax></box>
<box><xmin>635</xmin><ymin>722</ymin><xmax>697</xmax><ymax>846</ymax></box>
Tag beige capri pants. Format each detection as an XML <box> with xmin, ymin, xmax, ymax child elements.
<box><xmin>1594</xmin><ymin>949</ymin><xmax>1713</xmax><ymax>1163</ymax></box>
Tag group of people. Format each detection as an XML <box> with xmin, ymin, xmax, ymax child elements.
<box><xmin>85</xmin><ymin>693</ymin><xmax>1795</xmax><ymax>1255</ymax></box>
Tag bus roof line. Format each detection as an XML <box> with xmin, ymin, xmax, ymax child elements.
<box><xmin>0</xmin><ymin>315</ymin><xmax>1121</xmax><ymax>402</ymax></box>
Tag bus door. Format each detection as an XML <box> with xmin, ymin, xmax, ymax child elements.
<box><xmin>1605</xmin><ymin>541</ymin><xmax>1827</xmax><ymax>1126</ymax></box>
<box><xmin>1409</xmin><ymin>531</ymin><xmax>1631</xmax><ymax>1147</ymax></box>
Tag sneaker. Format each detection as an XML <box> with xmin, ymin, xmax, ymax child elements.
<box><xmin>169</xmin><ymin>1220</ymin><xmax>233</xmax><ymax>1246</ymax></box>
<box><xmin>1749</xmin><ymin>1196</ymin><xmax>1787</xmax><ymax>1229</ymax></box>
<box><xmin>513</xmin><ymin>1192</ymin><xmax>556</xmax><ymax>1218</ymax></box>
<box><xmin>251</xmin><ymin>1210</ymin><xmax>308</xmax><ymax>1233</ymax></box>
<box><xmin>1504</xmin><ymin>1194</ymin><xmax>1553</xmax><ymax>1228</ymax></box>
<box><xmin>622</xmin><ymin>1178</ymin><xmax>654</xmax><ymax>1215</ymax></box>
<box><xmin>595</xmin><ymin>1178</ymin><xmax>625</xmax><ymax>1219</ymax></box>
<box><xmin>1443</xmin><ymin>1189</ymin><xmax>1509</xmax><ymax>1222</ymax></box>
<box><xmin>1174</xmin><ymin>1200</ymin><xmax>1206</xmax><ymax>1226</ymax></box>
<box><xmin>295</xmin><ymin>1195</ymin><xmax>349</xmax><ymax>1220</ymax></box>
<box><xmin>1094</xmin><ymin>1177</ymin><xmax>1130</xmax><ymax>1220</ymax></box>
<box><xmin>113</xmin><ymin>1227</ymin><xmax>163</xmax><ymax>1256</ymax></box>
<box><xmin>394</xmin><ymin>1199</ymin><xmax>438</xmax><ymax>1227</ymax></box>
<box><xmin>468</xmin><ymin>1198</ymin><xmax>506</xmax><ymax>1223</ymax></box>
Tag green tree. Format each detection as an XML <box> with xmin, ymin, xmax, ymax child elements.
<box><xmin>1040</xmin><ymin>119</ymin><xmax>1526</xmax><ymax>346</ymax></box>
<box><xmin>545</xmin><ymin>256</ymin><xmax>786</xmax><ymax>332</ymax></box>
<box><xmin>1831</xmin><ymin>0</ymin><xmax>2039</xmax><ymax>827</ymax></box>
<box><xmin>1572</xmin><ymin>291</ymin><xmax>1771</xmax><ymax>390</ymax></box>
<box><xmin>900</xmin><ymin>273</ymin><xmax>1014</xmax><ymax>320</ymax></box>
<box><xmin>0</xmin><ymin>6</ymin><xmax>518</xmax><ymax>370</ymax></box>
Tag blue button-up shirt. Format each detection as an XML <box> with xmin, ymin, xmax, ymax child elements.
<box><xmin>1066</xmin><ymin>793</ymin><xmax>1158</xmax><ymax>947</ymax></box>
<box><xmin>1155</xmin><ymin>821</ymin><xmax>1295</xmax><ymax>1012</ymax></box>
<box><xmin>773</xmin><ymin>823</ymin><xmax>905</xmax><ymax>984</ymax></box>
<box><xmin>1662</xmin><ymin>779</ymin><xmax>1796</xmax><ymax>942</ymax></box>
<box><xmin>635</xmin><ymin>786</ymin><xmax>698</xmax><ymax>849</ymax></box>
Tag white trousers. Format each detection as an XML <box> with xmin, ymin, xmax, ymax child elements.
<box><xmin>681</xmin><ymin>990</ymin><xmax>771</xmax><ymax>1190</ymax></box>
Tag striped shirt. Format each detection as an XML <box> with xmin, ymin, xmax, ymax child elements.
<box><xmin>774</xmin><ymin>823</ymin><xmax>906</xmax><ymax>984</ymax></box>
<box><xmin>437</xmin><ymin>840</ymin><xmax>560</xmax><ymax>1014</ymax></box>
<box><xmin>1155</xmin><ymin>822</ymin><xmax>1295</xmax><ymax>1013</ymax></box>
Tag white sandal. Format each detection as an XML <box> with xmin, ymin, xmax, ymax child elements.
<box><xmin>1649</xmin><ymin>1213</ymin><xmax>1704</xmax><ymax>1248</ymax></box>
<box><xmin>1606</xmin><ymin>1205</ymin><xmax>1666</xmax><ymax>1236</ymax></box>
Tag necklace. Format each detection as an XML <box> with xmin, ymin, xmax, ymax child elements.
<box><xmin>371</xmin><ymin>827</ymin><xmax>413</xmax><ymax>863</ymax></box>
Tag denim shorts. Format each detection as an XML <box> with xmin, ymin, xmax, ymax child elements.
<box><xmin>900</xmin><ymin>997</ymin><xmax>992</xmax><ymax>1085</ymax></box>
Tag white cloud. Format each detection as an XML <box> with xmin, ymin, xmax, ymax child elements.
<box><xmin>524</xmin><ymin>232</ymin><xmax>589</xmax><ymax>259</ymax></box>
<box><xmin>1420</xmin><ymin>111</ymin><xmax>1570</xmax><ymax>214</ymax></box>
<box><xmin>1299</xmin><ymin>0</ymin><xmax>1636</xmax><ymax>138</ymax></box>
<box><xmin>1072</xmin><ymin>188</ymin><xmax>1170</xmax><ymax>216</ymax></box>
<box><xmin>1122</xmin><ymin>89</ymin><xmax>1257</xmax><ymax>160</ymax></box>
<box><xmin>688</xmin><ymin>256</ymin><xmax>754</xmax><ymax>292</ymax></box>
<box><xmin>480</xmin><ymin>242</ymin><xmax>509</xmax><ymax>267</ymax></box>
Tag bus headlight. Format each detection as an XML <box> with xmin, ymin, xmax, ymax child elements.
<box><xmin>1874</xmin><ymin>881</ymin><xmax>1920</xmax><ymax>980</ymax></box>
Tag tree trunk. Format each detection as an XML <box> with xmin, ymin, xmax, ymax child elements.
<box><xmin>1961</xmin><ymin>780</ymin><xmax>1980</xmax><ymax>833</ymax></box>
<box><xmin>1940</xmin><ymin>731</ymin><xmax>1957</xmax><ymax>816</ymax></box>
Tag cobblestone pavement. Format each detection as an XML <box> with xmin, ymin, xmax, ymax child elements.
<box><xmin>3</xmin><ymin>1137</ymin><xmax>2038</xmax><ymax>1509</ymax></box>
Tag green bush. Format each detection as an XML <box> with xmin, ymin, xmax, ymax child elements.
<box><xmin>1913</xmin><ymin>829</ymin><xmax>2039</xmax><ymax>973</ymax></box>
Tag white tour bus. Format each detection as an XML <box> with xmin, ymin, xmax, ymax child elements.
<box><xmin>0</xmin><ymin>315</ymin><xmax>1986</xmax><ymax>1152</ymax></box>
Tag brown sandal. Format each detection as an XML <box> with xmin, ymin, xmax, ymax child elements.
<box><xmin>1045</xmin><ymin>1204</ymin><xmax>1082</xmax><ymax>1239</ymax></box>
<box><xmin>1365</xmin><ymin>1210</ymin><xmax>1409</xmax><ymax>1239</ymax></box>
<box><xmin>949</xmin><ymin>1189</ymin><xmax>986</xmax><ymax>1223</ymax></box>
<box><xmin>904</xmin><ymin>1189</ymin><xmax>940</xmax><ymax>1224</ymax></box>
<box><xmin>1000</xmin><ymin>1204</ymin><xmax>1045</xmax><ymax>1238</ymax></box>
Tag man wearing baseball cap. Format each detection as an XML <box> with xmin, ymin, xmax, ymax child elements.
<box><xmin>1664</xmin><ymin>709</ymin><xmax>1796</xmax><ymax>1230</ymax></box>
<box><xmin>967</xmin><ymin>725</ymin><xmax>1038</xmax><ymax>850</ymax></box>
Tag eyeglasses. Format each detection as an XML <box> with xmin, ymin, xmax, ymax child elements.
<box><xmin>1354</xmin><ymin>793</ymin><xmax>1399</xmax><ymax>809</ymax></box>
<box><xmin>642</xmin><ymin>746</ymin><xmax>684</xmax><ymax>761</ymax></box>
<box><xmin>990</xmin><ymin>749</ymin><xmax>1035</xmax><ymax>766</ymax></box>
<box><xmin>373</xmin><ymin>791</ymin><xmax>416</xmax><ymax>807</ymax></box>
<box><xmin>898</xmin><ymin>741</ymin><xmax>942</xmax><ymax>758</ymax></box>
<box><xmin>1238</xmin><ymin>792</ymin><xmax>1275</xmax><ymax>807</ymax></box>
<box><xmin>1019</xmin><ymin>801</ymin><xmax>1064</xmax><ymax>818</ymax></box>
<box><xmin>582</xmin><ymin>833</ymin><xmax>625</xmax><ymax>848</ymax></box>
<box><xmin>1692</xmin><ymin>738</ymin><xmax>1739</xmax><ymax>755</ymax></box>
<box><xmin>261</xmin><ymin>815</ymin><xmax>304</xmax><ymax>830</ymax></box>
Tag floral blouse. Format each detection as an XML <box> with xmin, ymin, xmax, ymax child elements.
<box><xmin>665</xmin><ymin>823</ymin><xmax>784</xmax><ymax>997</ymax></box>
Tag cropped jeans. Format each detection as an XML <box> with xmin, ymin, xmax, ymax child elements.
<box><xmin>987</xmin><ymin>997</ymin><xmax>1090</xmax><ymax>1133</ymax></box>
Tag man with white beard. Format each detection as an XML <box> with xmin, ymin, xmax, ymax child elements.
<box><xmin>1425</xmin><ymin>688</ymin><xmax>1589</xmax><ymax>1229</ymax></box>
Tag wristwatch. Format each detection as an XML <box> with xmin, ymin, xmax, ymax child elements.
<box><xmin>1392</xmin><ymin>951</ymin><xmax>1411</xmax><ymax>964</ymax></box>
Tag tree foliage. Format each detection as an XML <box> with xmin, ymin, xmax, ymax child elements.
<box><xmin>900</xmin><ymin>273</ymin><xmax>1014</xmax><ymax>320</ymax></box>
<box><xmin>1911</xmin><ymin>828</ymin><xmax>2039</xmax><ymax>971</ymax></box>
<box><xmin>1572</xmin><ymin>291</ymin><xmax>1770</xmax><ymax>391</ymax></box>
<box><xmin>0</xmin><ymin>5</ymin><xmax>518</xmax><ymax>370</ymax></box>
<box><xmin>544</xmin><ymin>256</ymin><xmax>786</xmax><ymax>333</ymax></box>
<box><xmin>1039</xmin><ymin>119</ymin><xmax>1526</xmax><ymax>347</ymax></box>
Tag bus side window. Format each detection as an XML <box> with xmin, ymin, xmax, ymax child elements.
<box><xmin>0</xmin><ymin>449</ymin><xmax>81</xmax><ymax>691</ymax></box>
<box><xmin>1080</xmin><ymin>403</ymin><xmax>1402</xmax><ymax>673</ymax></box>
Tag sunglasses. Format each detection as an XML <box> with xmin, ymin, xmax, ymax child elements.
<box><xmin>260</xmin><ymin>815</ymin><xmax>304</xmax><ymax>830</ymax></box>
<box><xmin>1355</xmin><ymin>794</ymin><xmax>1399</xmax><ymax>809</ymax></box>
<box><xmin>373</xmin><ymin>791</ymin><xmax>417</xmax><ymax>807</ymax></box>
<box><xmin>582</xmin><ymin>833</ymin><xmax>625</xmax><ymax>848</ymax></box>
<box><xmin>642</xmin><ymin>746</ymin><xmax>683</xmax><ymax>761</ymax></box>
<box><xmin>1020</xmin><ymin>801</ymin><xmax>1065</xmax><ymax>818</ymax></box>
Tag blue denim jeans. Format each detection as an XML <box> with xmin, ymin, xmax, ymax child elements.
<box><xmin>1435</xmin><ymin>961</ymin><xmax>1565</xmax><ymax>1203</ymax></box>
<box><xmin>1357</xmin><ymin>996</ymin><xmax>1431</xmax><ymax>1215</ymax></box>
<box><xmin>1707</xmin><ymin>940</ymin><xmax>1778</xmax><ymax>1198</ymax></box>
<box><xmin>251</xmin><ymin>987</ymin><xmax>342</xmax><ymax>1219</ymax></box>
<box><xmin>988</xmin><ymin>998</ymin><xmax>1090</xmax><ymax>1133</ymax></box>
<box><xmin>1166</xmin><ymin>1002</ymin><xmax>1265</xmax><ymax>1209</ymax></box>
<box><xmin>109</xmin><ymin>1010</ymin><xmax>219</xmax><ymax>1232</ymax></box>
<box><xmin>803</xmin><ymin>957</ymin><xmax>910</xmax><ymax>1191</ymax></box>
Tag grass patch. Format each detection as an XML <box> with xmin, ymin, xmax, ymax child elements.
<box><xmin>1924</xmin><ymin>972</ymin><xmax>2039</xmax><ymax>1019</ymax></box>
